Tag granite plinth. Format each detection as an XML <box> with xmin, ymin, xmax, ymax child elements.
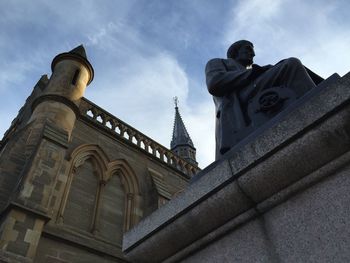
<box><xmin>123</xmin><ymin>72</ymin><xmax>350</xmax><ymax>263</ymax></box>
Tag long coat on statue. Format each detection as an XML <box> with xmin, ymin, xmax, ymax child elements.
<box><xmin>205</xmin><ymin>57</ymin><xmax>322</xmax><ymax>160</ymax></box>
<box><xmin>205</xmin><ymin>58</ymin><xmax>254</xmax><ymax>159</ymax></box>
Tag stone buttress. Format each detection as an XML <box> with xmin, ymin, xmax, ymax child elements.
<box><xmin>0</xmin><ymin>45</ymin><xmax>93</xmax><ymax>262</ymax></box>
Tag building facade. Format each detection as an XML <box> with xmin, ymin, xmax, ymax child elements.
<box><xmin>0</xmin><ymin>46</ymin><xmax>199</xmax><ymax>262</ymax></box>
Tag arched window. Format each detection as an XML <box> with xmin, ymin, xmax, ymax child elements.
<box><xmin>63</xmin><ymin>158</ymin><xmax>99</xmax><ymax>232</ymax></box>
<box><xmin>106</xmin><ymin>160</ymin><xmax>142</xmax><ymax>232</ymax></box>
<box><xmin>98</xmin><ymin>171</ymin><xmax>126</xmax><ymax>244</ymax></box>
<box><xmin>58</xmin><ymin>145</ymin><xmax>142</xmax><ymax>246</ymax></box>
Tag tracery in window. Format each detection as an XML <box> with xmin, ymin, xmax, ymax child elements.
<box><xmin>58</xmin><ymin>144</ymin><xmax>142</xmax><ymax>246</ymax></box>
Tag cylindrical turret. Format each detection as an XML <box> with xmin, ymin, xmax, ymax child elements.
<box><xmin>29</xmin><ymin>45</ymin><xmax>94</xmax><ymax>136</ymax></box>
<box><xmin>46</xmin><ymin>45</ymin><xmax>94</xmax><ymax>100</ymax></box>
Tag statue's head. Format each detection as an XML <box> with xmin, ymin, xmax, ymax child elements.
<box><xmin>227</xmin><ymin>40</ymin><xmax>255</xmax><ymax>66</ymax></box>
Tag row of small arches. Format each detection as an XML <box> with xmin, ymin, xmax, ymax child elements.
<box><xmin>86</xmin><ymin>109</ymin><xmax>197</xmax><ymax>176</ymax></box>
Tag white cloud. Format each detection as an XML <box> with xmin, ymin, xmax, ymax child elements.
<box><xmin>185</xmin><ymin>100</ymin><xmax>216</xmax><ymax>166</ymax></box>
<box><xmin>95</xmin><ymin>58</ymin><xmax>216</xmax><ymax>167</ymax></box>
<box><xmin>78</xmin><ymin>13</ymin><xmax>216</xmax><ymax>167</ymax></box>
<box><xmin>10</xmin><ymin>1</ymin><xmax>350</xmax><ymax>169</ymax></box>
<box><xmin>87</xmin><ymin>51</ymin><xmax>190</xmax><ymax>153</ymax></box>
<box><xmin>0</xmin><ymin>0</ymin><xmax>217</xmax><ymax>167</ymax></box>
<box><xmin>0</xmin><ymin>50</ymin><xmax>48</xmax><ymax>93</ymax></box>
<box><xmin>224</xmin><ymin>0</ymin><xmax>350</xmax><ymax>77</ymax></box>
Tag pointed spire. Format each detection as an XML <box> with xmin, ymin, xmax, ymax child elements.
<box><xmin>170</xmin><ymin>97</ymin><xmax>197</xmax><ymax>165</ymax></box>
<box><xmin>171</xmin><ymin>97</ymin><xmax>194</xmax><ymax>149</ymax></box>
<box><xmin>69</xmin><ymin>44</ymin><xmax>87</xmax><ymax>59</ymax></box>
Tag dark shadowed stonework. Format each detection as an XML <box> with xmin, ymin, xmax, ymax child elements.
<box><xmin>0</xmin><ymin>46</ymin><xmax>199</xmax><ymax>262</ymax></box>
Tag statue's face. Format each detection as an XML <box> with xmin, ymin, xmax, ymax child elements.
<box><xmin>236</xmin><ymin>44</ymin><xmax>255</xmax><ymax>66</ymax></box>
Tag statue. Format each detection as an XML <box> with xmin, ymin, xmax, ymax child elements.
<box><xmin>206</xmin><ymin>40</ymin><xmax>324</xmax><ymax>159</ymax></box>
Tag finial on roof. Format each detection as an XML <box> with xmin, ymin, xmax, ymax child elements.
<box><xmin>174</xmin><ymin>96</ymin><xmax>179</xmax><ymax>109</ymax></box>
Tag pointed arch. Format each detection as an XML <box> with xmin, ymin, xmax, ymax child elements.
<box><xmin>57</xmin><ymin>144</ymin><xmax>110</xmax><ymax>227</ymax></box>
<box><xmin>106</xmin><ymin>159</ymin><xmax>142</xmax><ymax>231</ymax></box>
<box><xmin>106</xmin><ymin>159</ymin><xmax>140</xmax><ymax>194</ymax></box>
<box><xmin>68</xmin><ymin>144</ymin><xmax>109</xmax><ymax>178</ymax></box>
<box><xmin>58</xmin><ymin>146</ymin><xmax>142</xmax><ymax>244</ymax></box>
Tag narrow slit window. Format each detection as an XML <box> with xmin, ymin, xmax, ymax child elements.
<box><xmin>71</xmin><ymin>69</ymin><xmax>80</xmax><ymax>85</ymax></box>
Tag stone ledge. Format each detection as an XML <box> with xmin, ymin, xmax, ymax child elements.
<box><xmin>123</xmin><ymin>72</ymin><xmax>350</xmax><ymax>262</ymax></box>
<box><xmin>7</xmin><ymin>202</ymin><xmax>51</xmax><ymax>222</ymax></box>
<box><xmin>43</xmin><ymin>224</ymin><xmax>124</xmax><ymax>260</ymax></box>
<box><xmin>42</xmin><ymin>122</ymin><xmax>69</xmax><ymax>149</ymax></box>
<box><xmin>237</xmin><ymin>105</ymin><xmax>350</xmax><ymax>204</ymax></box>
<box><xmin>164</xmin><ymin>150</ymin><xmax>350</xmax><ymax>262</ymax></box>
<box><xmin>0</xmin><ymin>250</ymin><xmax>32</xmax><ymax>263</ymax></box>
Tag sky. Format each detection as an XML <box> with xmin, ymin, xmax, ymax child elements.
<box><xmin>1</xmin><ymin>0</ymin><xmax>350</xmax><ymax>168</ymax></box>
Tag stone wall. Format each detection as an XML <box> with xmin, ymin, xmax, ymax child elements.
<box><xmin>0</xmin><ymin>97</ymin><xmax>193</xmax><ymax>262</ymax></box>
<box><xmin>183</xmin><ymin>155</ymin><xmax>350</xmax><ymax>262</ymax></box>
<box><xmin>36</xmin><ymin>236</ymin><xmax>124</xmax><ymax>263</ymax></box>
<box><xmin>0</xmin><ymin>47</ymin><xmax>199</xmax><ymax>262</ymax></box>
<box><xmin>30</xmin><ymin>116</ymin><xmax>190</xmax><ymax>262</ymax></box>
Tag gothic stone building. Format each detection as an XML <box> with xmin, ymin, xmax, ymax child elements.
<box><xmin>0</xmin><ymin>46</ymin><xmax>199</xmax><ymax>262</ymax></box>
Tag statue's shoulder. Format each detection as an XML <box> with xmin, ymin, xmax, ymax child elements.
<box><xmin>206</xmin><ymin>58</ymin><xmax>238</xmax><ymax>73</ymax></box>
<box><xmin>206</xmin><ymin>58</ymin><xmax>227</xmax><ymax>71</ymax></box>
<box><xmin>207</xmin><ymin>58</ymin><xmax>223</xmax><ymax>63</ymax></box>
<box><xmin>206</xmin><ymin>58</ymin><xmax>226</xmax><ymax>65</ymax></box>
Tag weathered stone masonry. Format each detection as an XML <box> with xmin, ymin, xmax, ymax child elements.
<box><xmin>0</xmin><ymin>45</ymin><xmax>199</xmax><ymax>262</ymax></box>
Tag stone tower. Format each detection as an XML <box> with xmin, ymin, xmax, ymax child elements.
<box><xmin>170</xmin><ymin>98</ymin><xmax>197</xmax><ymax>165</ymax></box>
<box><xmin>30</xmin><ymin>45</ymin><xmax>94</xmax><ymax>136</ymax></box>
<box><xmin>0</xmin><ymin>46</ymin><xmax>199</xmax><ymax>262</ymax></box>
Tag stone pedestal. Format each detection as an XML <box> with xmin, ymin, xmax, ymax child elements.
<box><xmin>123</xmin><ymin>72</ymin><xmax>350</xmax><ymax>262</ymax></box>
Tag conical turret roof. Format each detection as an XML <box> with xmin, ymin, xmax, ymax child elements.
<box><xmin>51</xmin><ymin>44</ymin><xmax>94</xmax><ymax>84</ymax></box>
<box><xmin>69</xmin><ymin>44</ymin><xmax>87</xmax><ymax>59</ymax></box>
<box><xmin>171</xmin><ymin>102</ymin><xmax>194</xmax><ymax>150</ymax></box>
